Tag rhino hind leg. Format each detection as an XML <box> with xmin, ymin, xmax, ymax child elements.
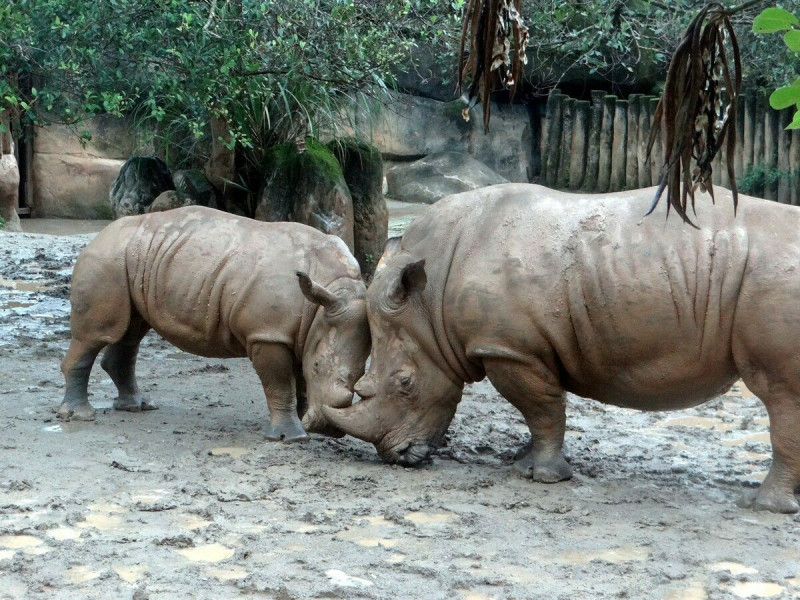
<box><xmin>484</xmin><ymin>358</ymin><xmax>572</xmax><ymax>483</ymax></box>
<box><xmin>101</xmin><ymin>314</ymin><xmax>157</xmax><ymax>413</ymax></box>
<box><xmin>249</xmin><ymin>342</ymin><xmax>309</xmax><ymax>443</ymax></box>
<box><xmin>58</xmin><ymin>339</ymin><xmax>104</xmax><ymax>421</ymax></box>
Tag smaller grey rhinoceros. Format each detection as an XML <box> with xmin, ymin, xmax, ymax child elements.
<box><xmin>323</xmin><ymin>184</ymin><xmax>800</xmax><ymax>513</ymax></box>
<box><xmin>58</xmin><ymin>206</ymin><xmax>370</xmax><ymax>442</ymax></box>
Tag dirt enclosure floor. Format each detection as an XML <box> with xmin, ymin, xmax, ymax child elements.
<box><xmin>1</xmin><ymin>213</ymin><xmax>799</xmax><ymax>600</ymax></box>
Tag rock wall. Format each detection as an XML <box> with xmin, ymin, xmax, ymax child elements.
<box><xmin>342</xmin><ymin>91</ymin><xmax>535</xmax><ymax>183</ymax></box>
<box><xmin>31</xmin><ymin>116</ymin><xmax>143</xmax><ymax>218</ymax></box>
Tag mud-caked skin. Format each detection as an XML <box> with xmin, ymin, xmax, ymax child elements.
<box><xmin>323</xmin><ymin>184</ymin><xmax>800</xmax><ymax>513</ymax></box>
<box><xmin>59</xmin><ymin>206</ymin><xmax>370</xmax><ymax>441</ymax></box>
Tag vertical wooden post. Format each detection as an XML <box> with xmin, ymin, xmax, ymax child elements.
<box><xmin>765</xmin><ymin>104</ymin><xmax>780</xmax><ymax>200</ymax></box>
<box><xmin>541</xmin><ymin>91</ymin><xmax>560</xmax><ymax>186</ymax></box>
<box><xmin>626</xmin><ymin>95</ymin><xmax>641</xmax><ymax>190</ymax></box>
<box><xmin>610</xmin><ymin>100</ymin><xmax>628</xmax><ymax>192</ymax></box>
<box><xmin>597</xmin><ymin>95</ymin><xmax>616</xmax><ymax>193</ymax></box>
<box><xmin>637</xmin><ymin>96</ymin><xmax>652</xmax><ymax>188</ymax></box>
<box><xmin>791</xmin><ymin>127</ymin><xmax>800</xmax><ymax>205</ymax></box>
<box><xmin>649</xmin><ymin>97</ymin><xmax>662</xmax><ymax>187</ymax></box>
<box><xmin>584</xmin><ymin>90</ymin><xmax>604</xmax><ymax>192</ymax></box>
<box><xmin>742</xmin><ymin>91</ymin><xmax>756</xmax><ymax>180</ymax></box>
<box><xmin>734</xmin><ymin>93</ymin><xmax>745</xmax><ymax>188</ymax></box>
<box><xmin>778</xmin><ymin>108</ymin><xmax>792</xmax><ymax>204</ymax></box>
<box><xmin>545</xmin><ymin>93</ymin><xmax>566</xmax><ymax>186</ymax></box>
<box><xmin>557</xmin><ymin>98</ymin><xmax>576</xmax><ymax>190</ymax></box>
<box><xmin>569</xmin><ymin>100</ymin><xmax>590</xmax><ymax>190</ymax></box>
<box><xmin>753</xmin><ymin>91</ymin><xmax>766</xmax><ymax>198</ymax></box>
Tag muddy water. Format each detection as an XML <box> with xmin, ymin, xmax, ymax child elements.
<box><xmin>1</xmin><ymin>225</ymin><xmax>799</xmax><ymax>599</ymax></box>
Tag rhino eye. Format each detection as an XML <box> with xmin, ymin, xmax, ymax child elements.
<box><xmin>400</xmin><ymin>376</ymin><xmax>412</xmax><ymax>388</ymax></box>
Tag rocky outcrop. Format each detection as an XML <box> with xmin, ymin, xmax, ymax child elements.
<box><xmin>32</xmin><ymin>116</ymin><xmax>146</xmax><ymax>218</ymax></box>
<box><xmin>329</xmin><ymin>138</ymin><xmax>387</xmax><ymax>280</ymax></box>
<box><xmin>343</xmin><ymin>91</ymin><xmax>534</xmax><ymax>183</ymax></box>
<box><xmin>256</xmin><ymin>139</ymin><xmax>354</xmax><ymax>250</ymax></box>
<box><xmin>110</xmin><ymin>156</ymin><xmax>175</xmax><ymax>218</ymax></box>
<box><xmin>385</xmin><ymin>152</ymin><xmax>508</xmax><ymax>204</ymax></box>
<box><xmin>146</xmin><ymin>190</ymin><xmax>195</xmax><ymax>213</ymax></box>
<box><xmin>173</xmin><ymin>169</ymin><xmax>219</xmax><ymax>209</ymax></box>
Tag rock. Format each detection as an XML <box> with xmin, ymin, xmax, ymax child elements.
<box><xmin>329</xmin><ymin>138</ymin><xmax>387</xmax><ymax>280</ymax></box>
<box><xmin>256</xmin><ymin>139</ymin><xmax>354</xmax><ymax>250</ymax></box>
<box><xmin>0</xmin><ymin>154</ymin><xmax>22</xmax><ymax>232</ymax></box>
<box><xmin>146</xmin><ymin>190</ymin><xmax>194</xmax><ymax>213</ymax></box>
<box><xmin>343</xmin><ymin>91</ymin><xmax>533</xmax><ymax>182</ymax></box>
<box><xmin>385</xmin><ymin>152</ymin><xmax>508</xmax><ymax>204</ymax></box>
<box><xmin>32</xmin><ymin>154</ymin><xmax>122</xmax><ymax>219</ymax></box>
<box><xmin>109</xmin><ymin>156</ymin><xmax>174</xmax><ymax>218</ymax></box>
<box><xmin>172</xmin><ymin>170</ymin><xmax>219</xmax><ymax>208</ymax></box>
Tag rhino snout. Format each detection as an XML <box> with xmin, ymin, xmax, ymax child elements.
<box><xmin>385</xmin><ymin>442</ymin><xmax>433</xmax><ymax>467</ymax></box>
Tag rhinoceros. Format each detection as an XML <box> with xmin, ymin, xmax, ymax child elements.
<box><xmin>322</xmin><ymin>184</ymin><xmax>800</xmax><ymax>513</ymax></box>
<box><xmin>58</xmin><ymin>206</ymin><xmax>370</xmax><ymax>441</ymax></box>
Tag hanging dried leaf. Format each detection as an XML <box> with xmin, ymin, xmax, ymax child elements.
<box><xmin>458</xmin><ymin>0</ymin><xmax>529</xmax><ymax>133</ymax></box>
<box><xmin>647</xmin><ymin>2</ymin><xmax>742</xmax><ymax>226</ymax></box>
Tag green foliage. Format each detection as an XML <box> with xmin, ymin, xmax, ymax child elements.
<box><xmin>754</xmin><ymin>5</ymin><xmax>800</xmax><ymax>129</ymax></box>
<box><xmin>737</xmin><ymin>163</ymin><xmax>789</xmax><ymax>195</ymax></box>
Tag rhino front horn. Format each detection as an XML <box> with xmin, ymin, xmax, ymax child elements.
<box><xmin>320</xmin><ymin>400</ymin><xmax>386</xmax><ymax>444</ymax></box>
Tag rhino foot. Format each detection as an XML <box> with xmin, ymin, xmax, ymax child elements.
<box><xmin>57</xmin><ymin>401</ymin><xmax>97</xmax><ymax>422</ymax></box>
<box><xmin>737</xmin><ymin>488</ymin><xmax>800</xmax><ymax>514</ymax></box>
<box><xmin>113</xmin><ymin>395</ymin><xmax>158</xmax><ymax>412</ymax></box>
<box><xmin>513</xmin><ymin>451</ymin><xmax>572</xmax><ymax>483</ymax></box>
<box><xmin>266</xmin><ymin>414</ymin><xmax>309</xmax><ymax>443</ymax></box>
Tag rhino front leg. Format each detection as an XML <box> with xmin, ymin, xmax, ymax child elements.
<box><xmin>484</xmin><ymin>358</ymin><xmax>572</xmax><ymax>483</ymax></box>
<box><xmin>58</xmin><ymin>339</ymin><xmax>103</xmax><ymax>421</ymax></box>
<box><xmin>101</xmin><ymin>316</ymin><xmax>156</xmax><ymax>413</ymax></box>
<box><xmin>249</xmin><ymin>342</ymin><xmax>309</xmax><ymax>443</ymax></box>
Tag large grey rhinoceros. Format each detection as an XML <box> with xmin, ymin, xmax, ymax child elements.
<box><xmin>58</xmin><ymin>206</ymin><xmax>370</xmax><ymax>441</ymax></box>
<box><xmin>323</xmin><ymin>184</ymin><xmax>800</xmax><ymax>513</ymax></box>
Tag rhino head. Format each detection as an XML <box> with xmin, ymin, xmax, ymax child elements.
<box><xmin>321</xmin><ymin>254</ymin><xmax>463</xmax><ymax>464</ymax></box>
<box><xmin>296</xmin><ymin>272</ymin><xmax>371</xmax><ymax>437</ymax></box>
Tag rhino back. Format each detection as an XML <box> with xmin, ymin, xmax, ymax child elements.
<box><xmin>124</xmin><ymin>206</ymin><xmax>355</xmax><ymax>357</ymax></box>
<box><xmin>404</xmin><ymin>184</ymin><xmax>800</xmax><ymax>408</ymax></box>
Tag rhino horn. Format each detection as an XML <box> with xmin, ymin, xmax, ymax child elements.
<box><xmin>320</xmin><ymin>399</ymin><xmax>387</xmax><ymax>444</ymax></box>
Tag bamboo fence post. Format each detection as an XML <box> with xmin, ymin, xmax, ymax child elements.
<box><xmin>597</xmin><ymin>95</ymin><xmax>616</xmax><ymax>193</ymax></box>
<box><xmin>742</xmin><ymin>91</ymin><xmax>756</xmax><ymax>179</ymax></box>
<box><xmin>778</xmin><ymin>108</ymin><xmax>792</xmax><ymax>204</ymax></box>
<box><xmin>584</xmin><ymin>90</ymin><xmax>604</xmax><ymax>192</ymax></box>
<box><xmin>541</xmin><ymin>91</ymin><xmax>560</xmax><ymax>185</ymax></box>
<box><xmin>753</xmin><ymin>91</ymin><xmax>766</xmax><ymax>197</ymax></box>
<box><xmin>649</xmin><ymin>97</ymin><xmax>662</xmax><ymax>187</ymax></box>
<box><xmin>734</xmin><ymin>93</ymin><xmax>745</xmax><ymax>187</ymax></box>
<box><xmin>765</xmin><ymin>104</ymin><xmax>780</xmax><ymax>200</ymax></box>
<box><xmin>610</xmin><ymin>100</ymin><xmax>628</xmax><ymax>191</ymax></box>
<box><xmin>791</xmin><ymin>127</ymin><xmax>800</xmax><ymax>205</ymax></box>
<box><xmin>637</xmin><ymin>96</ymin><xmax>652</xmax><ymax>188</ymax></box>
<box><xmin>569</xmin><ymin>100</ymin><xmax>590</xmax><ymax>190</ymax></box>
<box><xmin>557</xmin><ymin>98</ymin><xmax>576</xmax><ymax>190</ymax></box>
<box><xmin>626</xmin><ymin>95</ymin><xmax>641</xmax><ymax>189</ymax></box>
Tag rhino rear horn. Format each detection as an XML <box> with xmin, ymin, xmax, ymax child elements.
<box><xmin>388</xmin><ymin>260</ymin><xmax>426</xmax><ymax>306</ymax></box>
<box><xmin>296</xmin><ymin>271</ymin><xmax>343</xmax><ymax>314</ymax></box>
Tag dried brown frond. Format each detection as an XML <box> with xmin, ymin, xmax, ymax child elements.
<box><xmin>647</xmin><ymin>2</ymin><xmax>742</xmax><ymax>226</ymax></box>
<box><xmin>457</xmin><ymin>0</ymin><xmax>529</xmax><ymax>133</ymax></box>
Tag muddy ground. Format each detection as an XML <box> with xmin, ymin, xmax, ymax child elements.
<box><xmin>1</xmin><ymin>212</ymin><xmax>799</xmax><ymax>600</ymax></box>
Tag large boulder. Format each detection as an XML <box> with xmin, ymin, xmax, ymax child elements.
<box><xmin>256</xmin><ymin>139</ymin><xmax>354</xmax><ymax>250</ymax></box>
<box><xmin>173</xmin><ymin>169</ymin><xmax>219</xmax><ymax>209</ymax></box>
<box><xmin>0</xmin><ymin>113</ymin><xmax>21</xmax><ymax>232</ymax></box>
<box><xmin>328</xmin><ymin>138</ymin><xmax>387</xmax><ymax>281</ymax></box>
<box><xmin>110</xmin><ymin>156</ymin><xmax>174</xmax><ymax>218</ymax></box>
<box><xmin>385</xmin><ymin>152</ymin><xmax>508</xmax><ymax>204</ymax></box>
<box><xmin>343</xmin><ymin>91</ymin><xmax>534</xmax><ymax>182</ymax></box>
<box><xmin>146</xmin><ymin>190</ymin><xmax>194</xmax><ymax>213</ymax></box>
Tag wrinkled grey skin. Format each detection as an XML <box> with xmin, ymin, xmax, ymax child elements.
<box><xmin>324</xmin><ymin>184</ymin><xmax>800</xmax><ymax>513</ymax></box>
<box><xmin>59</xmin><ymin>206</ymin><xmax>370</xmax><ymax>441</ymax></box>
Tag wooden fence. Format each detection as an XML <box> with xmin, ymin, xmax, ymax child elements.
<box><xmin>539</xmin><ymin>90</ymin><xmax>800</xmax><ymax>205</ymax></box>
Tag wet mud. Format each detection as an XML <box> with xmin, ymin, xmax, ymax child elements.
<box><xmin>1</xmin><ymin>225</ymin><xmax>799</xmax><ymax>599</ymax></box>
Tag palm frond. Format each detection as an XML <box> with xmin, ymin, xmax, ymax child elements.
<box><xmin>647</xmin><ymin>2</ymin><xmax>742</xmax><ymax>225</ymax></box>
<box><xmin>457</xmin><ymin>0</ymin><xmax>529</xmax><ymax>133</ymax></box>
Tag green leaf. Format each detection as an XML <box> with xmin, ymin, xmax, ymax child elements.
<box><xmin>753</xmin><ymin>8</ymin><xmax>799</xmax><ymax>34</ymax></box>
<box><xmin>786</xmin><ymin>110</ymin><xmax>800</xmax><ymax>130</ymax></box>
<box><xmin>770</xmin><ymin>85</ymin><xmax>800</xmax><ymax>110</ymax></box>
<box><xmin>785</xmin><ymin>29</ymin><xmax>800</xmax><ymax>52</ymax></box>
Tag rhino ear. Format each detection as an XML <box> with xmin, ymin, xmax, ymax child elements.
<box><xmin>388</xmin><ymin>260</ymin><xmax>426</xmax><ymax>306</ymax></box>
<box><xmin>375</xmin><ymin>236</ymin><xmax>402</xmax><ymax>276</ymax></box>
<box><xmin>296</xmin><ymin>271</ymin><xmax>343</xmax><ymax>314</ymax></box>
